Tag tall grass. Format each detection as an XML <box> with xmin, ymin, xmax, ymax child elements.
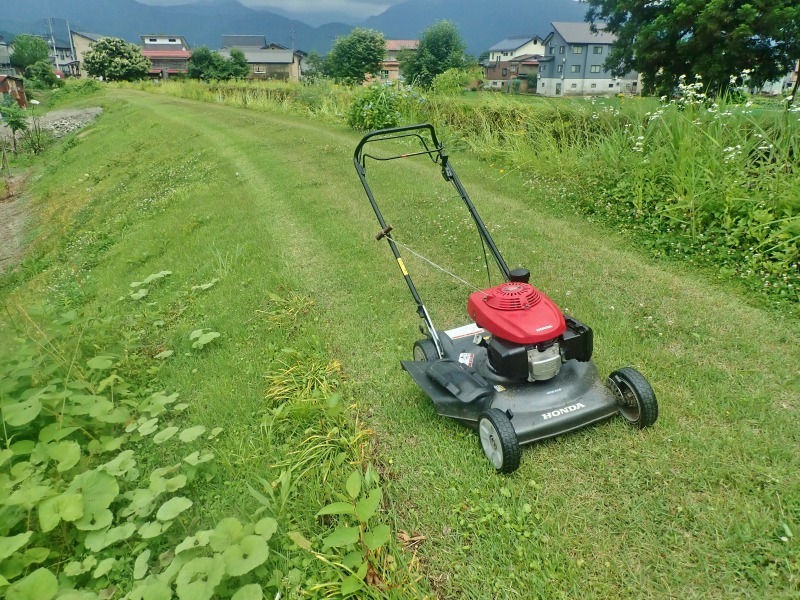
<box><xmin>132</xmin><ymin>79</ymin><xmax>799</xmax><ymax>310</ymax></box>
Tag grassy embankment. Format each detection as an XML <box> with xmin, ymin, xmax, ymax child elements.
<box><xmin>1</xmin><ymin>86</ymin><xmax>798</xmax><ymax>598</ymax></box>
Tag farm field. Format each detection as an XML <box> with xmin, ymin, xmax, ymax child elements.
<box><xmin>1</xmin><ymin>88</ymin><xmax>798</xmax><ymax>598</ymax></box>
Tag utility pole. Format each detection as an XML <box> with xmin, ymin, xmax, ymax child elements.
<box><xmin>66</xmin><ymin>19</ymin><xmax>76</xmax><ymax>76</ymax></box>
<box><xmin>46</xmin><ymin>18</ymin><xmax>59</xmax><ymax>71</ymax></box>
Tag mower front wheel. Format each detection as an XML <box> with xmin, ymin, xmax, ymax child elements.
<box><xmin>478</xmin><ymin>409</ymin><xmax>520</xmax><ymax>474</ymax></box>
<box><xmin>412</xmin><ymin>339</ymin><xmax>439</xmax><ymax>362</ymax></box>
<box><xmin>608</xmin><ymin>367</ymin><xmax>658</xmax><ymax>429</ymax></box>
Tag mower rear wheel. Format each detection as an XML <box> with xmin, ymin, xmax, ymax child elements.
<box><xmin>412</xmin><ymin>339</ymin><xmax>438</xmax><ymax>362</ymax></box>
<box><xmin>478</xmin><ymin>409</ymin><xmax>520</xmax><ymax>474</ymax></box>
<box><xmin>608</xmin><ymin>367</ymin><xmax>658</xmax><ymax>429</ymax></box>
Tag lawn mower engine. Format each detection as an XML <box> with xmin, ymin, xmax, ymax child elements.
<box><xmin>467</xmin><ymin>269</ymin><xmax>594</xmax><ymax>382</ymax></box>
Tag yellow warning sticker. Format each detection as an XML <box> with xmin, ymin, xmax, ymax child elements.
<box><xmin>397</xmin><ymin>258</ymin><xmax>409</xmax><ymax>276</ymax></box>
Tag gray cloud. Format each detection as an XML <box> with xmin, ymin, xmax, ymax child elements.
<box><xmin>138</xmin><ymin>0</ymin><xmax>394</xmax><ymax>20</ymax></box>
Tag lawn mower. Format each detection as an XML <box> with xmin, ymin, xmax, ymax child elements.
<box><xmin>353</xmin><ymin>124</ymin><xmax>658</xmax><ymax>474</ymax></box>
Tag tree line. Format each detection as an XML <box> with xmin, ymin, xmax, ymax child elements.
<box><xmin>3</xmin><ymin>3</ymin><xmax>799</xmax><ymax>96</ymax></box>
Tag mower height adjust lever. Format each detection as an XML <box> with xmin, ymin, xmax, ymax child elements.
<box><xmin>376</xmin><ymin>225</ymin><xmax>393</xmax><ymax>240</ymax></box>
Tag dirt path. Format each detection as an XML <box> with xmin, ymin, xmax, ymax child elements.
<box><xmin>0</xmin><ymin>107</ymin><xmax>103</xmax><ymax>274</ymax></box>
<box><xmin>0</xmin><ymin>174</ymin><xmax>27</xmax><ymax>274</ymax></box>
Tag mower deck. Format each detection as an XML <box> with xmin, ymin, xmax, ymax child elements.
<box><xmin>402</xmin><ymin>327</ymin><xmax>619</xmax><ymax>445</ymax></box>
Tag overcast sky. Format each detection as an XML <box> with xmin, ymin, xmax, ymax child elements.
<box><xmin>138</xmin><ymin>0</ymin><xmax>395</xmax><ymax>21</ymax></box>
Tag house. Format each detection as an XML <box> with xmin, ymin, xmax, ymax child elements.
<box><xmin>141</xmin><ymin>35</ymin><xmax>191</xmax><ymax>80</ymax></box>
<box><xmin>49</xmin><ymin>35</ymin><xmax>79</xmax><ymax>77</ymax></box>
<box><xmin>380</xmin><ymin>40</ymin><xmax>418</xmax><ymax>83</ymax></box>
<box><xmin>537</xmin><ymin>22</ymin><xmax>639</xmax><ymax>96</ymax></box>
<box><xmin>0</xmin><ymin>40</ymin><xmax>14</xmax><ymax>76</ymax></box>
<box><xmin>483</xmin><ymin>35</ymin><xmax>546</xmax><ymax>90</ymax></box>
<box><xmin>758</xmin><ymin>59</ymin><xmax>800</xmax><ymax>95</ymax></box>
<box><xmin>71</xmin><ymin>31</ymin><xmax>105</xmax><ymax>78</ymax></box>
<box><xmin>0</xmin><ymin>75</ymin><xmax>27</xmax><ymax>108</ymax></box>
<box><xmin>218</xmin><ymin>36</ymin><xmax>304</xmax><ymax>81</ymax></box>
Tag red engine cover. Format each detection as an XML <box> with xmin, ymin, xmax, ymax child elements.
<box><xmin>467</xmin><ymin>282</ymin><xmax>566</xmax><ymax>345</ymax></box>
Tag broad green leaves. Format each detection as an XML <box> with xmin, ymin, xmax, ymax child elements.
<box><xmin>221</xmin><ymin>535</ymin><xmax>269</xmax><ymax>576</ymax></box>
<box><xmin>313</xmin><ymin>469</ymin><xmax>393</xmax><ymax>594</ymax></box>
<box><xmin>175</xmin><ymin>555</ymin><xmax>225</xmax><ymax>600</ymax></box>
<box><xmin>156</xmin><ymin>497</ymin><xmax>193</xmax><ymax>521</ymax></box>
<box><xmin>189</xmin><ymin>329</ymin><xmax>221</xmax><ymax>349</ymax></box>
<box><xmin>67</xmin><ymin>470</ymin><xmax>119</xmax><ymax>531</ymax></box>
<box><xmin>322</xmin><ymin>526</ymin><xmax>360</xmax><ymax>550</ymax></box>
<box><xmin>2</xmin><ymin>398</ymin><xmax>42</xmax><ymax>426</ymax></box>
<box><xmin>5</xmin><ymin>567</ymin><xmax>58</xmax><ymax>600</ymax></box>
<box><xmin>84</xmin><ymin>523</ymin><xmax>136</xmax><ymax>552</ymax></box>
<box><xmin>0</xmin><ymin>533</ymin><xmax>33</xmax><ymax>561</ymax></box>
<box><xmin>38</xmin><ymin>494</ymin><xmax>84</xmax><ymax>532</ymax></box>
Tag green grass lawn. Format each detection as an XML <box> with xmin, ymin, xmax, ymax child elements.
<box><xmin>2</xmin><ymin>88</ymin><xmax>798</xmax><ymax>598</ymax></box>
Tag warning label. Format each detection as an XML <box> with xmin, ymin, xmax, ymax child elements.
<box><xmin>458</xmin><ymin>353</ymin><xmax>474</xmax><ymax>367</ymax></box>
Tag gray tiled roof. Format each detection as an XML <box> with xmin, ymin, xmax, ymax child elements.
<box><xmin>221</xmin><ymin>35</ymin><xmax>267</xmax><ymax>48</ymax></box>
<box><xmin>488</xmin><ymin>35</ymin><xmax>541</xmax><ymax>52</ymax></box>
<box><xmin>218</xmin><ymin>48</ymin><xmax>295</xmax><ymax>64</ymax></box>
<box><xmin>551</xmin><ymin>22</ymin><xmax>616</xmax><ymax>44</ymax></box>
<box><xmin>72</xmin><ymin>31</ymin><xmax>105</xmax><ymax>41</ymax></box>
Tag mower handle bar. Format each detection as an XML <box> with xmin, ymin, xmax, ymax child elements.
<box><xmin>353</xmin><ymin>123</ymin><xmax>514</xmax><ymax>356</ymax></box>
<box><xmin>353</xmin><ymin>123</ymin><xmax>441</xmax><ymax>168</ymax></box>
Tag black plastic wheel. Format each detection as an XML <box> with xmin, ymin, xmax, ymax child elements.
<box><xmin>477</xmin><ymin>409</ymin><xmax>520</xmax><ymax>474</ymax></box>
<box><xmin>412</xmin><ymin>338</ymin><xmax>439</xmax><ymax>362</ymax></box>
<box><xmin>608</xmin><ymin>367</ymin><xmax>658</xmax><ymax>429</ymax></box>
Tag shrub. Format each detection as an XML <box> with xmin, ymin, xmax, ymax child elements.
<box><xmin>348</xmin><ymin>84</ymin><xmax>402</xmax><ymax>130</ymax></box>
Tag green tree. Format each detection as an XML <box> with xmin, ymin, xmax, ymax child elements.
<box><xmin>0</xmin><ymin>99</ymin><xmax>28</xmax><ymax>153</ymax></box>
<box><xmin>400</xmin><ymin>21</ymin><xmax>467</xmax><ymax>88</ymax></box>
<box><xmin>188</xmin><ymin>47</ymin><xmax>249</xmax><ymax>80</ymax></box>
<box><xmin>222</xmin><ymin>48</ymin><xmax>250</xmax><ymax>79</ymax></box>
<box><xmin>326</xmin><ymin>28</ymin><xmax>386</xmax><ymax>85</ymax></box>
<box><xmin>24</xmin><ymin>60</ymin><xmax>64</xmax><ymax>89</ymax></box>
<box><xmin>84</xmin><ymin>37</ymin><xmax>151</xmax><ymax>82</ymax></box>
<box><xmin>585</xmin><ymin>0</ymin><xmax>800</xmax><ymax>94</ymax></box>
<box><xmin>9</xmin><ymin>34</ymin><xmax>50</xmax><ymax>71</ymax></box>
<box><xmin>301</xmin><ymin>49</ymin><xmax>327</xmax><ymax>82</ymax></box>
<box><xmin>187</xmin><ymin>46</ymin><xmax>224</xmax><ymax>80</ymax></box>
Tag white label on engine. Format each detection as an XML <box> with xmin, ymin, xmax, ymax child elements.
<box><xmin>458</xmin><ymin>353</ymin><xmax>474</xmax><ymax>367</ymax></box>
<box><xmin>446</xmin><ymin>323</ymin><xmax>484</xmax><ymax>339</ymax></box>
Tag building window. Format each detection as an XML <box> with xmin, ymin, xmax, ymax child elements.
<box><xmin>572</xmin><ymin>46</ymin><xmax>583</xmax><ymax>54</ymax></box>
<box><xmin>381</xmin><ymin>70</ymin><xmax>389</xmax><ymax>80</ymax></box>
<box><xmin>168</xmin><ymin>38</ymin><xmax>176</xmax><ymax>42</ymax></box>
<box><xmin>502</xmin><ymin>68</ymin><xmax>507</xmax><ymax>76</ymax></box>
<box><xmin>571</xmin><ymin>65</ymin><xmax>581</xmax><ymax>73</ymax></box>
<box><xmin>254</xmin><ymin>66</ymin><xmax>266</xmax><ymax>73</ymax></box>
<box><xmin>590</xmin><ymin>65</ymin><xmax>601</xmax><ymax>73</ymax></box>
<box><xmin>557</xmin><ymin>65</ymin><xmax>563</xmax><ymax>73</ymax></box>
<box><xmin>510</xmin><ymin>65</ymin><xmax>517</xmax><ymax>73</ymax></box>
<box><xmin>549</xmin><ymin>46</ymin><xmax>555</xmax><ymax>54</ymax></box>
<box><xmin>541</xmin><ymin>82</ymin><xmax>545</xmax><ymax>88</ymax></box>
<box><xmin>540</xmin><ymin>65</ymin><xmax>546</xmax><ymax>73</ymax></box>
<box><xmin>149</xmin><ymin>38</ymin><xmax>157</xmax><ymax>42</ymax></box>
<box><xmin>609</xmin><ymin>83</ymin><xmax>614</xmax><ymax>88</ymax></box>
<box><xmin>559</xmin><ymin>46</ymin><xmax>565</xmax><ymax>54</ymax></box>
<box><xmin>571</xmin><ymin>83</ymin><xmax>577</xmax><ymax>88</ymax></box>
<box><xmin>594</xmin><ymin>46</ymin><xmax>603</xmax><ymax>54</ymax></box>
<box><xmin>503</xmin><ymin>51</ymin><xmax>510</xmax><ymax>56</ymax></box>
<box><xmin>591</xmin><ymin>83</ymin><xmax>597</xmax><ymax>88</ymax></box>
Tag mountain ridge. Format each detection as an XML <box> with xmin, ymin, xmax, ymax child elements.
<box><xmin>1</xmin><ymin>0</ymin><xmax>589</xmax><ymax>55</ymax></box>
